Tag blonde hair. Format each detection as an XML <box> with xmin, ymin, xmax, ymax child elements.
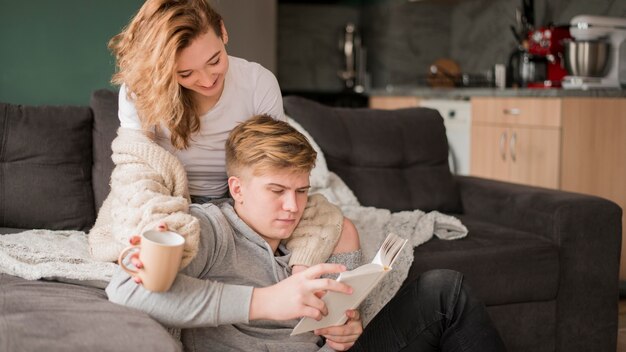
<box><xmin>226</xmin><ymin>115</ymin><xmax>317</xmax><ymax>177</ymax></box>
<box><xmin>109</xmin><ymin>0</ymin><xmax>223</xmax><ymax>149</ymax></box>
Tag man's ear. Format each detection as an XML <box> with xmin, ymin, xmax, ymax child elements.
<box><xmin>228</xmin><ymin>175</ymin><xmax>242</xmax><ymax>203</ymax></box>
<box><xmin>220</xmin><ymin>20</ymin><xmax>229</xmax><ymax>45</ymax></box>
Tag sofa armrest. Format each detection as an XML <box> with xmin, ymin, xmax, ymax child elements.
<box><xmin>456</xmin><ymin>176</ymin><xmax>622</xmax><ymax>245</ymax></box>
<box><xmin>456</xmin><ymin>175</ymin><xmax>622</xmax><ymax>351</ymax></box>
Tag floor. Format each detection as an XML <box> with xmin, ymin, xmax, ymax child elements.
<box><xmin>619</xmin><ymin>299</ymin><xmax>626</xmax><ymax>351</ymax></box>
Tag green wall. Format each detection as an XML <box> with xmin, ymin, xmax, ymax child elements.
<box><xmin>0</xmin><ymin>0</ymin><xmax>144</xmax><ymax>105</ymax></box>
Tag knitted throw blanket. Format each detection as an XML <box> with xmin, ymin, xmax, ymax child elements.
<box><xmin>0</xmin><ymin>230</ymin><xmax>115</xmax><ymax>288</ymax></box>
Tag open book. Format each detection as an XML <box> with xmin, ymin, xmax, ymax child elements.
<box><xmin>291</xmin><ymin>233</ymin><xmax>408</xmax><ymax>335</ymax></box>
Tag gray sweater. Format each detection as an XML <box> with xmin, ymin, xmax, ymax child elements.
<box><xmin>106</xmin><ymin>200</ymin><xmax>357</xmax><ymax>352</ymax></box>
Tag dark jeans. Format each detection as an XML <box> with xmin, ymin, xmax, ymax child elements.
<box><xmin>350</xmin><ymin>269</ymin><xmax>506</xmax><ymax>352</ymax></box>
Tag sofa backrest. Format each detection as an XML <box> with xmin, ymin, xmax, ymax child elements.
<box><xmin>283</xmin><ymin>96</ymin><xmax>462</xmax><ymax>213</ymax></box>
<box><xmin>89</xmin><ymin>89</ymin><xmax>119</xmax><ymax>214</ymax></box>
<box><xmin>1</xmin><ymin>91</ymin><xmax>461</xmax><ymax>232</ymax></box>
<box><xmin>0</xmin><ymin>102</ymin><xmax>96</xmax><ymax>231</ymax></box>
<box><xmin>0</xmin><ymin>90</ymin><xmax>119</xmax><ymax>233</ymax></box>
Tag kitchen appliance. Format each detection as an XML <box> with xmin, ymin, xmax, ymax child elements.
<box><xmin>507</xmin><ymin>47</ymin><xmax>548</xmax><ymax>88</ymax></box>
<box><xmin>564</xmin><ymin>40</ymin><xmax>610</xmax><ymax>76</ymax></box>
<box><xmin>526</xmin><ymin>26</ymin><xmax>572</xmax><ymax>87</ymax></box>
<box><xmin>419</xmin><ymin>99</ymin><xmax>471</xmax><ymax>175</ymax></box>
<box><xmin>562</xmin><ymin>15</ymin><xmax>626</xmax><ymax>89</ymax></box>
<box><xmin>338</xmin><ymin>22</ymin><xmax>367</xmax><ymax>93</ymax></box>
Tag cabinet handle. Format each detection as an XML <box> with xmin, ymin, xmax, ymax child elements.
<box><xmin>510</xmin><ymin>131</ymin><xmax>517</xmax><ymax>162</ymax></box>
<box><xmin>499</xmin><ymin>131</ymin><xmax>507</xmax><ymax>161</ymax></box>
<box><xmin>503</xmin><ymin>108</ymin><xmax>521</xmax><ymax>116</ymax></box>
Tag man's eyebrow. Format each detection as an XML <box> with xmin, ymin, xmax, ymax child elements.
<box><xmin>267</xmin><ymin>183</ymin><xmax>311</xmax><ymax>190</ymax></box>
<box><xmin>176</xmin><ymin>51</ymin><xmax>221</xmax><ymax>74</ymax></box>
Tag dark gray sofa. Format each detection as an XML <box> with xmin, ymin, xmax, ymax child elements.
<box><xmin>0</xmin><ymin>91</ymin><xmax>621</xmax><ymax>352</ymax></box>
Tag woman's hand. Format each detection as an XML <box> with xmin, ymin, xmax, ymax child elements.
<box><xmin>125</xmin><ymin>223</ymin><xmax>169</xmax><ymax>284</ymax></box>
<box><xmin>315</xmin><ymin>309</ymin><xmax>363</xmax><ymax>351</ymax></box>
<box><xmin>249</xmin><ymin>263</ymin><xmax>352</xmax><ymax>321</ymax></box>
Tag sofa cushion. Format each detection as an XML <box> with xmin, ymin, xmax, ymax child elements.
<box><xmin>284</xmin><ymin>96</ymin><xmax>462</xmax><ymax>213</ymax></box>
<box><xmin>407</xmin><ymin>215</ymin><xmax>560</xmax><ymax>306</ymax></box>
<box><xmin>90</xmin><ymin>89</ymin><xmax>120</xmax><ymax>214</ymax></box>
<box><xmin>0</xmin><ymin>103</ymin><xmax>95</xmax><ymax>231</ymax></box>
<box><xmin>0</xmin><ymin>274</ymin><xmax>180</xmax><ymax>352</ymax></box>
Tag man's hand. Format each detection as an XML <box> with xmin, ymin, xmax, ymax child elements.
<box><xmin>315</xmin><ymin>309</ymin><xmax>363</xmax><ymax>351</ymax></box>
<box><xmin>291</xmin><ymin>265</ymin><xmax>308</xmax><ymax>275</ymax></box>
<box><xmin>249</xmin><ymin>263</ymin><xmax>352</xmax><ymax>321</ymax></box>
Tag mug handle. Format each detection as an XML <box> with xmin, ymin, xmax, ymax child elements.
<box><xmin>118</xmin><ymin>245</ymin><xmax>141</xmax><ymax>276</ymax></box>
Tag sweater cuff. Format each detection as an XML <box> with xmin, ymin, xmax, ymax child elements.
<box><xmin>218</xmin><ymin>284</ymin><xmax>254</xmax><ymax>325</ymax></box>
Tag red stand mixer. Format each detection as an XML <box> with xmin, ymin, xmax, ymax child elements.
<box><xmin>526</xmin><ymin>26</ymin><xmax>572</xmax><ymax>88</ymax></box>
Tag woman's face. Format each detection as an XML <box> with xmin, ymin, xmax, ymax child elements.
<box><xmin>175</xmin><ymin>25</ymin><xmax>229</xmax><ymax>102</ymax></box>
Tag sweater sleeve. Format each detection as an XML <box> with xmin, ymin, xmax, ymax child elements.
<box><xmin>285</xmin><ymin>194</ymin><xmax>343</xmax><ymax>267</ymax></box>
<box><xmin>106</xmin><ymin>205</ymin><xmax>253</xmax><ymax>328</ymax></box>
<box><xmin>89</xmin><ymin>129</ymin><xmax>200</xmax><ymax>268</ymax></box>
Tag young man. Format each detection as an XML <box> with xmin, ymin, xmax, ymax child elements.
<box><xmin>107</xmin><ymin>115</ymin><xmax>363</xmax><ymax>351</ymax></box>
<box><xmin>107</xmin><ymin>115</ymin><xmax>505</xmax><ymax>352</ymax></box>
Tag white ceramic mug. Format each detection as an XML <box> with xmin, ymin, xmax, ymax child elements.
<box><xmin>118</xmin><ymin>230</ymin><xmax>185</xmax><ymax>292</ymax></box>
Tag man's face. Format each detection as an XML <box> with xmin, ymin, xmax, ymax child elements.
<box><xmin>229</xmin><ymin>168</ymin><xmax>310</xmax><ymax>251</ymax></box>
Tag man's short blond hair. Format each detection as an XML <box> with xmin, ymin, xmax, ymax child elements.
<box><xmin>225</xmin><ymin>115</ymin><xmax>317</xmax><ymax>177</ymax></box>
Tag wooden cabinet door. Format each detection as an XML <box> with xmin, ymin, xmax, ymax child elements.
<box><xmin>508</xmin><ymin>127</ymin><xmax>561</xmax><ymax>189</ymax></box>
<box><xmin>470</xmin><ymin>124</ymin><xmax>510</xmax><ymax>182</ymax></box>
<box><xmin>471</xmin><ymin>124</ymin><xmax>561</xmax><ymax>188</ymax></box>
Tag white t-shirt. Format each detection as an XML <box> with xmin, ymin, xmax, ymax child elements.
<box><xmin>118</xmin><ymin>56</ymin><xmax>285</xmax><ymax>197</ymax></box>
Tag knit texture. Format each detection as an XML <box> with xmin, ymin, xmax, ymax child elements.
<box><xmin>322</xmin><ymin>250</ymin><xmax>362</xmax><ymax>280</ymax></box>
<box><xmin>89</xmin><ymin>128</ymin><xmax>200</xmax><ymax>268</ymax></box>
<box><xmin>286</xmin><ymin>194</ymin><xmax>343</xmax><ymax>267</ymax></box>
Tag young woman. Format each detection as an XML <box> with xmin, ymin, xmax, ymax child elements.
<box><xmin>109</xmin><ymin>0</ymin><xmax>283</xmax><ymax>201</ymax></box>
<box><xmin>94</xmin><ymin>0</ymin><xmax>354</xmax><ymax>272</ymax></box>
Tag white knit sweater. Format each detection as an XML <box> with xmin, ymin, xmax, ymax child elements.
<box><xmin>88</xmin><ymin>128</ymin><xmax>343</xmax><ymax>269</ymax></box>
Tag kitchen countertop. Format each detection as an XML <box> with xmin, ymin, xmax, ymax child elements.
<box><xmin>368</xmin><ymin>86</ymin><xmax>626</xmax><ymax>99</ymax></box>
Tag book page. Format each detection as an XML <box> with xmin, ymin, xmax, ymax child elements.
<box><xmin>371</xmin><ymin>232</ymin><xmax>408</xmax><ymax>268</ymax></box>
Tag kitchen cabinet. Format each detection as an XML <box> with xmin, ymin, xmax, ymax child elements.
<box><xmin>470</xmin><ymin>98</ymin><xmax>561</xmax><ymax>188</ymax></box>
